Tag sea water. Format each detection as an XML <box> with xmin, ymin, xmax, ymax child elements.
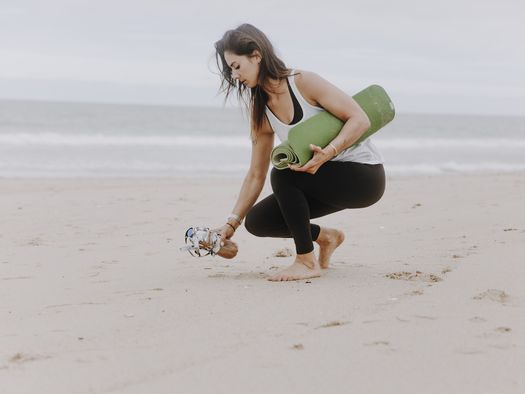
<box><xmin>1</xmin><ymin>99</ymin><xmax>524</xmax><ymax>178</ymax></box>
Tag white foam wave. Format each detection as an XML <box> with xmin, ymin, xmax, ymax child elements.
<box><xmin>0</xmin><ymin>160</ymin><xmax>249</xmax><ymax>173</ymax></box>
<box><xmin>2</xmin><ymin>160</ymin><xmax>525</xmax><ymax>177</ymax></box>
<box><xmin>375</xmin><ymin>138</ymin><xmax>525</xmax><ymax>149</ymax></box>
<box><xmin>387</xmin><ymin>161</ymin><xmax>525</xmax><ymax>175</ymax></box>
<box><xmin>2</xmin><ymin>133</ymin><xmax>525</xmax><ymax>150</ymax></box>
<box><xmin>0</xmin><ymin>133</ymin><xmax>251</xmax><ymax>148</ymax></box>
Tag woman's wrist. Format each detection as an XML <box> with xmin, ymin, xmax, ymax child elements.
<box><xmin>225</xmin><ymin>222</ymin><xmax>237</xmax><ymax>232</ymax></box>
<box><xmin>227</xmin><ymin>213</ymin><xmax>243</xmax><ymax>226</ymax></box>
<box><xmin>328</xmin><ymin>142</ymin><xmax>338</xmax><ymax>157</ymax></box>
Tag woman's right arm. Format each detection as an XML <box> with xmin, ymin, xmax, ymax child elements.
<box><xmin>219</xmin><ymin>116</ymin><xmax>274</xmax><ymax>240</ymax></box>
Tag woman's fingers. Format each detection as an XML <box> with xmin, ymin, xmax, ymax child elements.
<box><xmin>288</xmin><ymin>145</ymin><xmax>330</xmax><ymax>174</ymax></box>
<box><xmin>310</xmin><ymin>144</ymin><xmax>323</xmax><ymax>153</ymax></box>
<box><xmin>289</xmin><ymin>163</ymin><xmax>317</xmax><ymax>174</ymax></box>
<box><xmin>216</xmin><ymin>224</ymin><xmax>234</xmax><ymax>241</ymax></box>
<box><xmin>289</xmin><ymin>163</ymin><xmax>308</xmax><ymax>172</ymax></box>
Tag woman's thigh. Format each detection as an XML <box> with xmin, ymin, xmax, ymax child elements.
<box><xmin>271</xmin><ymin>162</ymin><xmax>386</xmax><ymax>209</ymax></box>
<box><xmin>245</xmin><ymin>193</ymin><xmax>343</xmax><ymax>235</ymax></box>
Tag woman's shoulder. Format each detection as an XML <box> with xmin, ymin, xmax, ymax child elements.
<box><xmin>290</xmin><ymin>69</ymin><xmax>325</xmax><ymax>107</ymax></box>
<box><xmin>291</xmin><ymin>69</ymin><xmax>320</xmax><ymax>84</ymax></box>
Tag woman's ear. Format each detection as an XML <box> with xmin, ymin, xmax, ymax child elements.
<box><xmin>251</xmin><ymin>50</ymin><xmax>262</xmax><ymax>63</ymax></box>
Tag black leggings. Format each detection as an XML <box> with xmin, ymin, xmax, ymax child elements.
<box><xmin>245</xmin><ymin>161</ymin><xmax>385</xmax><ymax>254</ymax></box>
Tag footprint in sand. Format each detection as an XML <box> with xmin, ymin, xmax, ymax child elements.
<box><xmin>272</xmin><ymin>247</ymin><xmax>293</xmax><ymax>257</ymax></box>
<box><xmin>406</xmin><ymin>289</ymin><xmax>424</xmax><ymax>296</ymax></box>
<box><xmin>207</xmin><ymin>273</ymin><xmax>226</xmax><ymax>278</ymax></box>
<box><xmin>414</xmin><ymin>315</ymin><xmax>437</xmax><ymax>320</ymax></box>
<box><xmin>2</xmin><ymin>276</ymin><xmax>32</xmax><ymax>281</ymax></box>
<box><xmin>469</xmin><ymin>316</ymin><xmax>487</xmax><ymax>323</ymax></box>
<box><xmin>455</xmin><ymin>348</ymin><xmax>485</xmax><ymax>355</ymax></box>
<box><xmin>363</xmin><ymin>341</ymin><xmax>395</xmax><ymax>352</ymax></box>
<box><xmin>488</xmin><ymin>343</ymin><xmax>517</xmax><ymax>350</ymax></box>
<box><xmin>316</xmin><ymin>321</ymin><xmax>350</xmax><ymax>329</ymax></box>
<box><xmin>364</xmin><ymin>340</ymin><xmax>390</xmax><ymax>346</ymax></box>
<box><xmin>473</xmin><ymin>289</ymin><xmax>509</xmax><ymax>303</ymax></box>
<box><xmin>362</xmin><ymin>319</ymin><xmax>385</xmax><ymax>324</ymax></box>
<box><xmin>9</xmin><ymin>353</ymin><xmax>51</xmax><ymax>364</ymax></box>
<box><xmin>385</xmin><ymin>271</ymin><xmax>442</xmax><ymax>283</ymax></box>
<box><xmin>26</xmin><ymin>237</ymin><xmax>44</xmax><ymax>246</ymax></box>
<box><xmin>234</xmin><ymin>272</ymin><xmax>266</xmax><ymax>280</ymax></box>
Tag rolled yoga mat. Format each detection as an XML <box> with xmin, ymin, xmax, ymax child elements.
<box><xmin>271</xmin><ymin>84</ymin><xmax>395</xmax><ymax>169</ymax></box>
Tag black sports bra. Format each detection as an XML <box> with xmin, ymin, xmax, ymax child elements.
<box><xmin>287</xmin><ymin>78</ymin><xmax>303</xmax><ymax>125</ymax></box>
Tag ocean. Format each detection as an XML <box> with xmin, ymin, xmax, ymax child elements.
<box><xmin>1</xmin><ymin>99</ymin><xmax>524</xmax><ymax>178</ymax></box>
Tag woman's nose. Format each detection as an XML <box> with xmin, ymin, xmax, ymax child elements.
<box><xmin>231</xmin><ymin>70</ymin><xmax>240</xmax><ymax>80</ymax></box>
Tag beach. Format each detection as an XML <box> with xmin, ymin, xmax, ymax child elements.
<box><xmin>1</xmin><ymin>173</ymin><xmax>524</xmax><ymax>393</ymax></box>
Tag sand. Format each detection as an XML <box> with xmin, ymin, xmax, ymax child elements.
<box><xmin>1</xmin><ymin>173</ymin><xmax>524</xmax><ymax>393</ymax></box>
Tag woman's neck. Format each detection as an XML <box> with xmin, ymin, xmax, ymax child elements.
<box><xmin>261</xmin><ymin>77</ymin><xmax>288</xmax><ymax>101</ymax></box>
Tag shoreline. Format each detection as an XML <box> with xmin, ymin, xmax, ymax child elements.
<box><xmin>2</xmin><ymin>169</ymin><xmax>525</xmax><ymax>180</ymax></box>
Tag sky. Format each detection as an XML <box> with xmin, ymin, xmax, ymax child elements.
<box><xmin>1</xmin><ymin>0</ymin><xmax>524</xmax><ymax>115</ymax></box>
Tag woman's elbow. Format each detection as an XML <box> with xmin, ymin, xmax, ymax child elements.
<box><xmin>345</xmin><ymin>110</ymin><xmax>370</xmax><ymax>132</ymax></box>
<box><xmin>359</xmin><ymin>113</ymin><xmax>371</xmax><ymax>131</ymax></box>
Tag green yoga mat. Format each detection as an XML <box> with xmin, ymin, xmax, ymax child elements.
<box><xmin>271</xmin><ymin>84</ymin><xmax>395</xmax><ymax>169</ymax></box>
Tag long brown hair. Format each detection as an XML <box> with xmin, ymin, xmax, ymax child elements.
<box><xmin>214</xmin><ymin>24</ymin><xmax>291</xmax><ymax>137</ymax></box>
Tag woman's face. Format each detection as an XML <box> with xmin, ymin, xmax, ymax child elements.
<box><xmin>224</xmin><ymin>50</ymin><xmax>261</xmax><ymax>88</ymax></box>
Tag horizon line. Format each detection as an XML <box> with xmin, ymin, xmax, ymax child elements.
<box><xmin>1</xmin><ymin>97</ymin><xmax>524</xmax><ymax>118</ymax></box>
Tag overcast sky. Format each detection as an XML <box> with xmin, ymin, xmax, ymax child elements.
<box><xmin>1</xmin><ymin>0</ymin><xmax>524</xmax><ymax>115</ymax></box>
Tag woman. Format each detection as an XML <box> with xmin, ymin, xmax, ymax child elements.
<box><xmin>214</xmin><ymin>24</ymin><xmax>385</xmax><ymax>281</ymax></box>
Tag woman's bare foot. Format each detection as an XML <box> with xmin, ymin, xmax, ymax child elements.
<box><xmin>315</xmin><ymin>227</ymin><xmax>345</xmax><ymax>269</ymax></box>
<box><xmin>268</xmin><ymin>252</ymin><xmax>321</xmax><ymax>281</ymax></box>
<box><xmin>216</xmin><ymin>239</ymin><xmax>238</xmax><ymax>259</ymax></box>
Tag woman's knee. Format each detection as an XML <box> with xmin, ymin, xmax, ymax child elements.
<box><xmin>244</xmin><ymin>202</ymin><xmax>287</xmax><ymax>238</ymax></box>
<box><xmin>244</xmin><ymin>211</ymin><xmax>255</xmax><ymax>235</ymax></box>
<box><xmin>244</xmin><ymin>209</ymin><xmax>263</xmax><ymax>236</ymax></box>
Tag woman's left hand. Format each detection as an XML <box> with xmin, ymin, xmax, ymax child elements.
<box><xmin>288</xmin><ymin>144</ymin><xmax>333</xmax><ymax>175</ymax></box>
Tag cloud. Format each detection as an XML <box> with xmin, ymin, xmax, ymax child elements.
<box><xmin>0</xmin><ymin>0</ymin><xmax>524</xmax><ymax>114</ymax></box>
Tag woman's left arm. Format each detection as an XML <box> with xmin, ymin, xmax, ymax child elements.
<box><xmin>289</xmin><ymin>71</ymin><xmax>371</xmax><ymax>174</ymax></box>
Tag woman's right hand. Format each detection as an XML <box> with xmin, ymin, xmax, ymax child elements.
<box><xmin>214</xmin><ymin>223</ymin><xmax>239</xmax><ymax>259</ymax></box>
<box><xmin>216</xmin><ymin>223</ymin><xmax>236</xmax><ymax>242</ymax></box>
